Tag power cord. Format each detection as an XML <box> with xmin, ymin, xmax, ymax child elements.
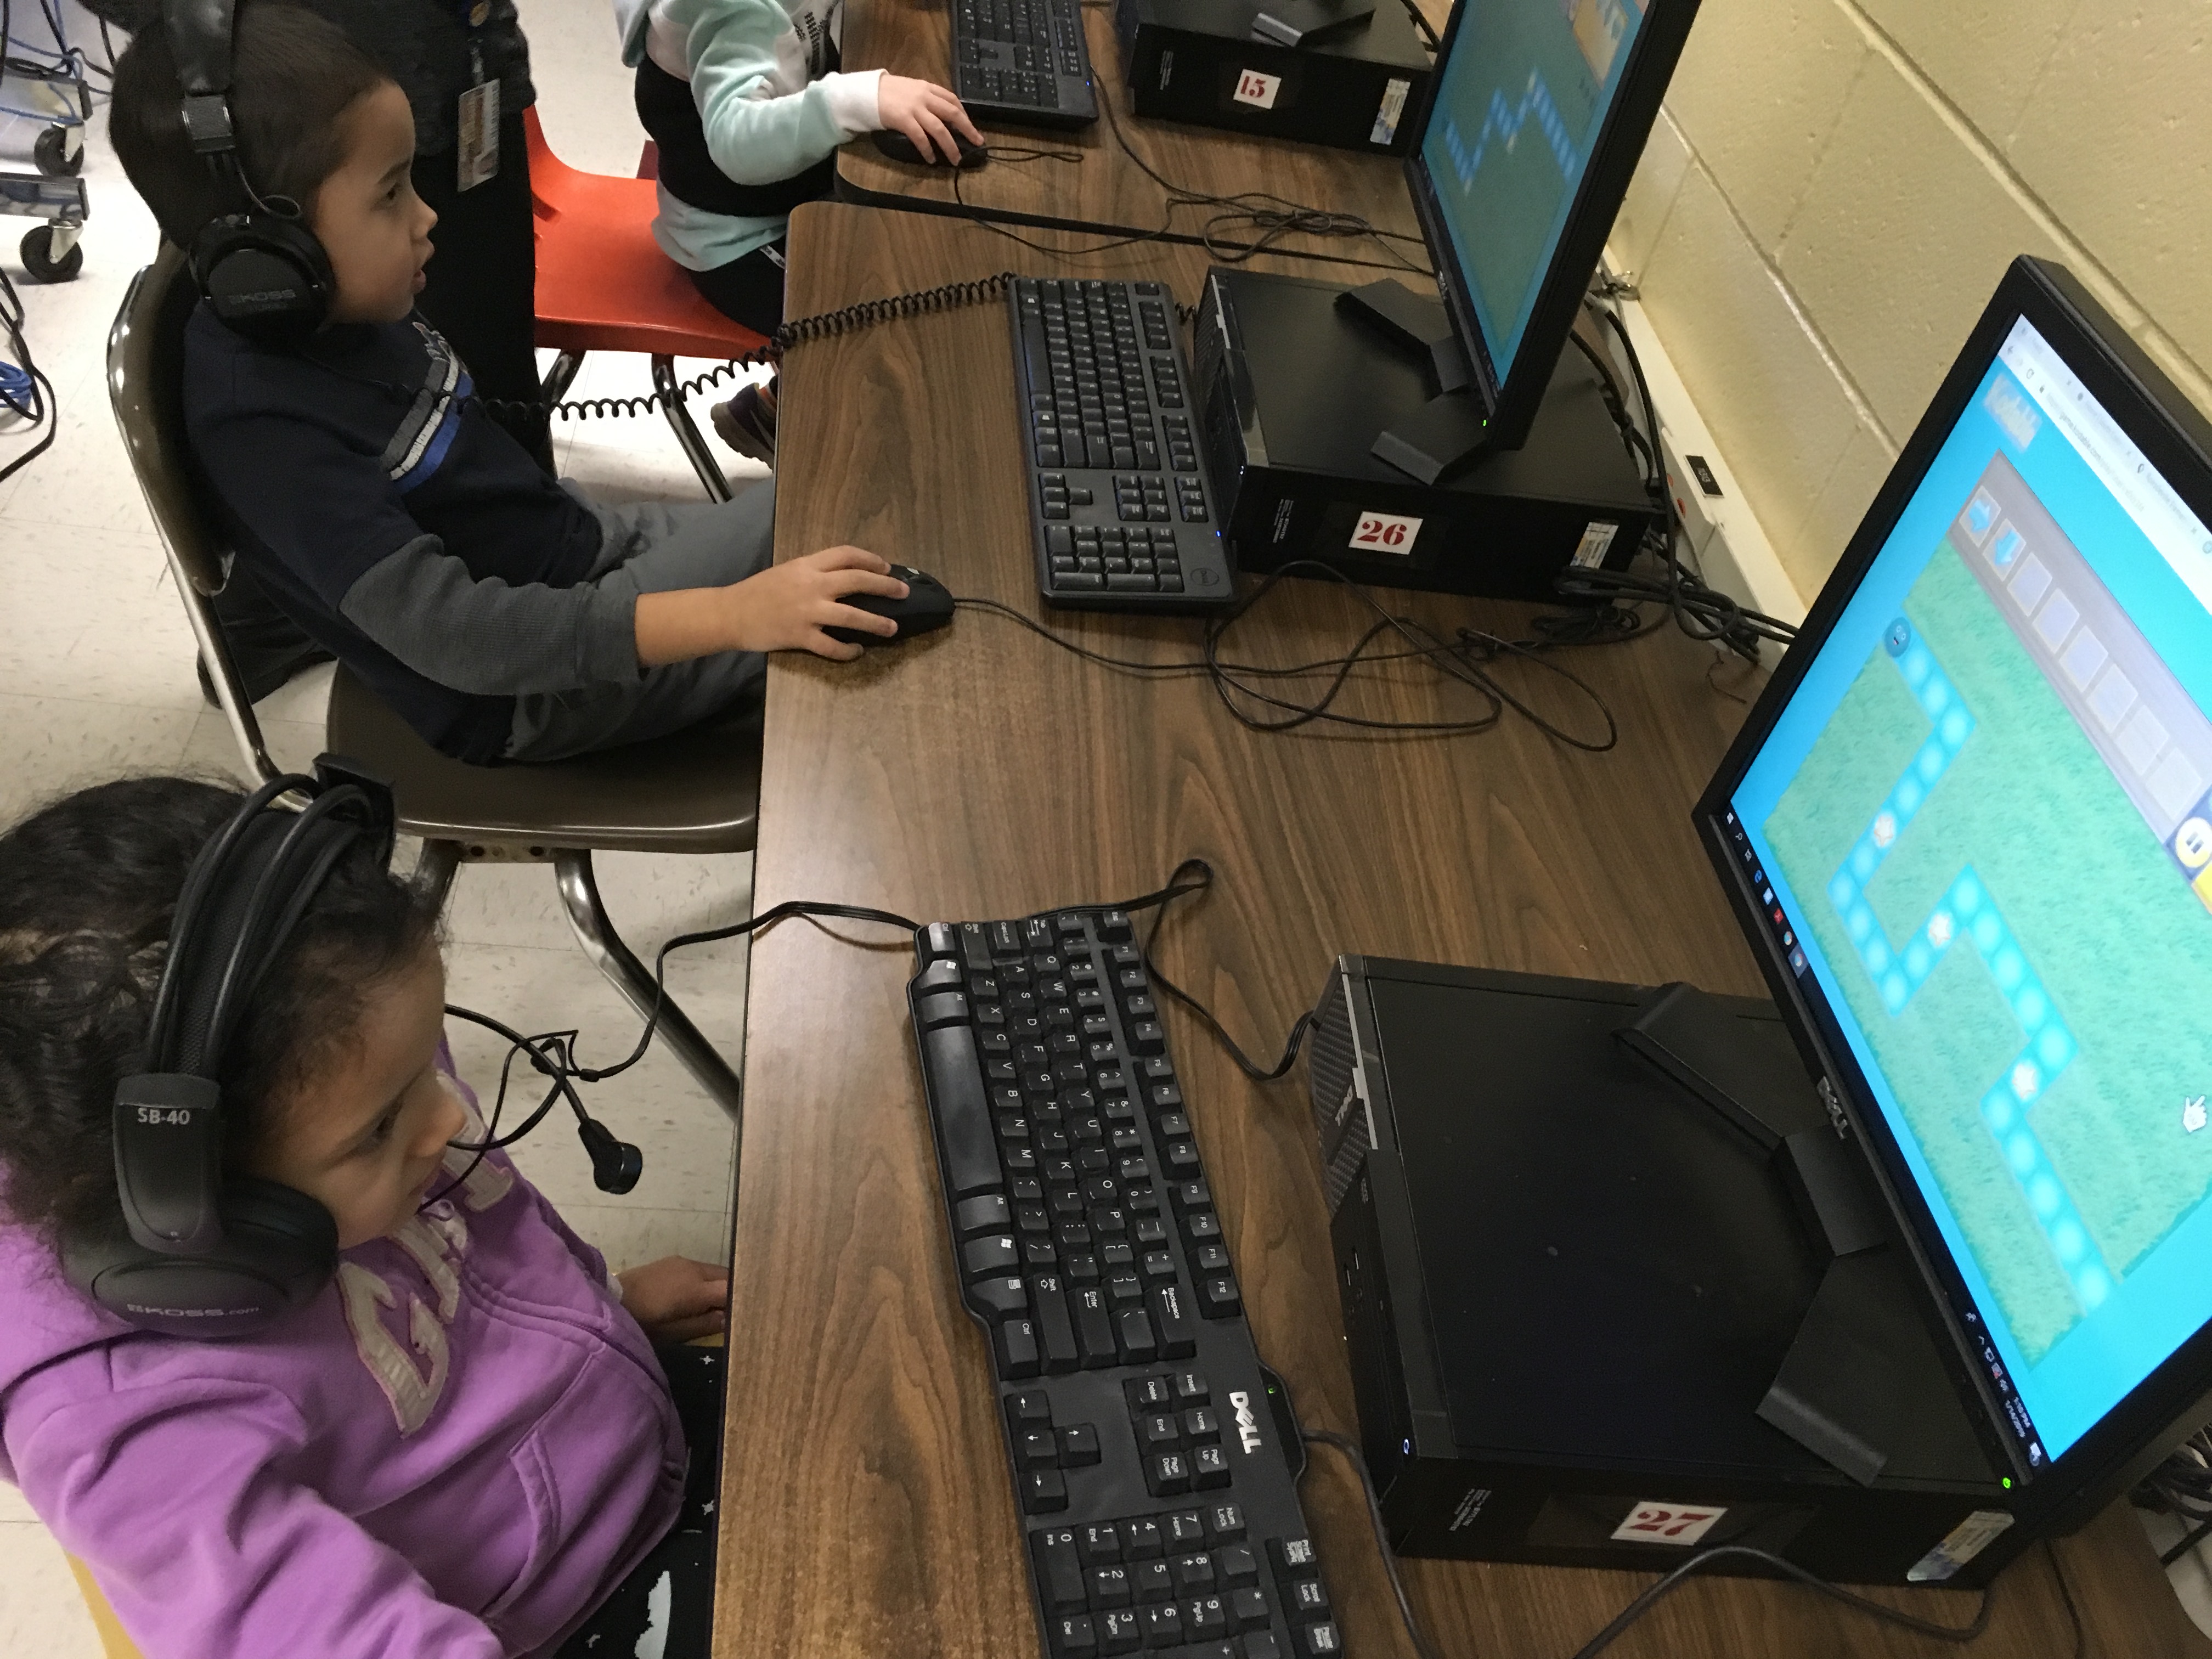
<box><xmin>1302</xmin><ymin>1415</ymin><xmax>2042</xmax><ymax>1658</ymax></box>
<box><xmin>1555</xmin><ymin>291</ymin><xmax>1798</xmax><ymax>665</ymax></box>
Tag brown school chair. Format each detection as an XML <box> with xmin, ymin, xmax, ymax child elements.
<box><xmin>106</xmin><ymin>244</ymin><xmax>753</xmax><ymax>1131</ymax></box>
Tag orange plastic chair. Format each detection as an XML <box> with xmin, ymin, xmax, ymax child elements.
<box><xmin>524</xmin><ymin>109</ymin><xmax>771</xmax><ymax>500</ymax></box>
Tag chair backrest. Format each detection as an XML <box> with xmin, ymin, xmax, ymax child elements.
<box><xmin>107</xmin><ymin>246</ymin><xmax>281</xmax><ymax>785</ymax></box>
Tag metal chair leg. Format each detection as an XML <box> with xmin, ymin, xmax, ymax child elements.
<box><xmin>413</xmin><ymin>838</ymin><xmax>462</xmax><ymax>912</ymax></box>
<box><xmin>541</xmin><ymin>349</ymin><xmax>585</xmax><ymax>405</ymax></box>
<box><xmin>652</xmin><ymin>353</ymin><xmax>733</xmax><ymax>503</ymax></box>
<box><xmin>554</xmin><ymin>848</ymin><xmax>746</xmax><ymax>1132</ymax></box>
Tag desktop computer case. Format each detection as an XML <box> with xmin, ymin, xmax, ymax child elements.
<box><xmin>1306</xmin><ymin>955</ymin><xmax>2027</xmax><ymax>1588</ymax></box>
<box><xmin>1114</xmin><ymin>0</ymin><xmax>1431</xmax><ymax>155</ymax></box>
<box><xmin>1193</xmin><ymin>268</ymin><xmax>1658</xmax><ymax>601</ymax></box>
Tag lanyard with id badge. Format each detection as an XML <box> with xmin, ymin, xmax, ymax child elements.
<box><xmin>456</xmin><ymin>0</ymin><xmax>499</xmax><ymax>190</ymax></box>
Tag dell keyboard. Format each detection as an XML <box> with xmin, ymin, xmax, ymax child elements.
<box><xmin>909</xmin><ymin>910</ymin><xmax>1342</xmax><ymax>1659</ymax></box>
<box><xmin>953</xmin><ymin>0</ymin><xmax>1099</xmax><ymax>126</ymax></box>
<box><xmin>1012</xmin><ymin>278</ymin><xmax>1235</xmax><ymax>612</ymax></box>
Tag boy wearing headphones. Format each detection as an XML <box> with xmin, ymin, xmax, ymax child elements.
<box><xmin>109</xmin><ymin>1</ymin><xmax>911</xmax><ymax>766</ymax></box>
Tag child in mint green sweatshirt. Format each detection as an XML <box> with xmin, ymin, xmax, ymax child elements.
<box><xmin>616</xmin><ymin>0</ymin><xmax>981</xmax><ymax>461</ymax></box>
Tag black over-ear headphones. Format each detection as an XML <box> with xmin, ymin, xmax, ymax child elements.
<box><xmin>64</xmin><ymin>758</ymin><xmax>648</xmax><ymax>1338</ymax></box>
<box><xmin>63</xmin><ymin>759</ymin><xmax>391</xmax><ymax>1336</ymax></box>
<box><xmin>166</xmin><ymin>0</ymin><xmax>336</xmax><ymax>346</ymax></box>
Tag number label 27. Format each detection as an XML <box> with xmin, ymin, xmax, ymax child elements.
<box><xmin>1610</xmin><ymin>1501</ymin><xmax>1726</xmax><ymax>1545</ymax></box>
<box><xmin>1351</xmin><ymin>511</ymin><xmax>1422</xmax><ymax>554</ymax></box>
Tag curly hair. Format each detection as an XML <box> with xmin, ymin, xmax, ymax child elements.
<box><xmin>0</xmin><ymin>776</ymin><xmax>440</xmax><ymax>1250</ymax></box>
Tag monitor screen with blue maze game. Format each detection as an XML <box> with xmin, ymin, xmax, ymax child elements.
<box><xmin>1724</xmin><ymin>307</ymin><xmax>2212</xmax><ymax>1474</ymax></box>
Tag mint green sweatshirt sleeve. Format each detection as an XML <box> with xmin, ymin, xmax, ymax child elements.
<box><xmin>665</xmin><ymin>0</ymin><xmax>882</xmax><ymax>186</ymax></box>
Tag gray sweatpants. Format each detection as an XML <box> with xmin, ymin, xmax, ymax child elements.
<box><xmin>504</xmin><ymin>481</ymin><xmax>776</xmax><ymax>763</ymax></box>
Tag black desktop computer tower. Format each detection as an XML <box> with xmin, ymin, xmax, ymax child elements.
<box><xmin>1192</xmin><ymin>268</ymin><xmax>1660</xmax><ymax>602</ymax></box>
<box><xmin>1306</xmin><ymin>956</ymin><xmax>2028</xmax><ymax>1588</ymax></box>
<box><xmin>1113</xmin><ymin>0</ymin><xmax>1431</xmax><ymax>155</ymax></box>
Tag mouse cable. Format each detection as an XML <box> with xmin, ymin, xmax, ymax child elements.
<box><xmin>955</xmin><ymin>558</ymin><xmax>1624</xmax><ymax>751</ymax></box>
<box><xmin>1303</xmin><ymin>1421</ymin><xmax>2013</xmax><ymax>1659</ymax></box>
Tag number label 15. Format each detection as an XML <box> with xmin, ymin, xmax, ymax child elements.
<box><xmin>1351</xmin><ymin>511</ymin><xmax>1422</xmax><ymax>554</ymax></box>
<box><xmin>1233</xmin><ymin>69</ymin><xmax>1283</xmax><ymax>110</ymax></box>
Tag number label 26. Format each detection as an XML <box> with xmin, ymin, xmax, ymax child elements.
<box><xmin>1351</xmin><ymin>511</ymin><xmax>1422</xmax><ymax>554</ymax></box>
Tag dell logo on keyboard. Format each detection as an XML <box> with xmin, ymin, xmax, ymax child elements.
<box><xmin>1228</xmin><ymin>1390</ymin><xmax>1263</xmax><ymax>1454</ymax></box>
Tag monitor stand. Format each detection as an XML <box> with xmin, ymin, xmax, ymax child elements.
<box><xmin>1618</xmin><ymin>983</ymin><xmax>1916</xmax><ymax>1486</ymax></box>
<box><xmin>1333</xmin><ymin>278</ymin><xmax>1496</xmax><ymax>484</ymax></box>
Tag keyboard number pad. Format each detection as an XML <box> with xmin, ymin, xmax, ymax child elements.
<box><xmin>1032</xmin><ymin>1502</ymin><xmax>1285</xmax><ymax>1658</ymax></box>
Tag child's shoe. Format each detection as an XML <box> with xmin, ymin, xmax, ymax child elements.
<box><xmin>712</xmin><ymin>382</ymin><xmax>777</xmax><ymax>464</ymax></box>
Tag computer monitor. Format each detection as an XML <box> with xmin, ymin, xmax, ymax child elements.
<box><xmin>1700</xmin><ymin>256</ymin><xmax>2212</xmax><ymax>1526</ymax></box>
<box><xmin>1376</xmin><ymin>0</ymin><xmax>1700</xmax><ymax>476</ymax></box>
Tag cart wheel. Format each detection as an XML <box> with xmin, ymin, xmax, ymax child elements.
<box><xmin>21</xmin><ymin>224</ymin><xmax>83</xmax><ymax>283</ymax></box>
<box><xmin>33</xmin><ymin>125</ymin><xmax>81</xmax><ymax>178</ymax></box>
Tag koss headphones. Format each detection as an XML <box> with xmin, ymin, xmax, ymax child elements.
<box><xmin>166</xmin><ymin>0</ymin><xmax>336</xmax><ymax>346</ymax></box>
<box><xmin>62</xmin><ymin>759</ymin><xmax>392</xmax><ymax>1337</ymax></box>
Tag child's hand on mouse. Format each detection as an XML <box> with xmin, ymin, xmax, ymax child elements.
<box><xmin>878</xmin><ymin>75</ymin><xmax>982</xmax><ymax>163</ymax></box>
<box><xmin>617</xmin><ymin>1256</ymin><xmax>730</xmax><ymax>1342</ymax></box>
<box><xmin>726</xmin><ymin>546</ymin><xmax>909</xmax><ymax>661</ymax></box>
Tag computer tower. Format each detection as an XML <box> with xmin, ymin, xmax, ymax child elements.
<box><xmin>1113</xmin><ymin>0</ymin><xmax>1431</xmax><ymax>155</ymax></box>
<box><xmin>1192</xmin><ymin>268</ymin><xmax>1659</xmax><ymax>601</ymax></box>
<box><xmin>1307</xmin><ymin>956</ymin><xmax>2027</xmax><ymax>1588</ymax></box>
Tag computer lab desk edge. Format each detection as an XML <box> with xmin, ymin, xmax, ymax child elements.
<box><xmin>707</xmin><ymin>202</ymin><xmax>2209</xmax><ymax>1659</ymax></box>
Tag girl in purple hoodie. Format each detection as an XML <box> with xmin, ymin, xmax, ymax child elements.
<box><xmin>0</xmin><ymin>777</ymin><xmax>731</xmax><ymax>1657</ymax></box>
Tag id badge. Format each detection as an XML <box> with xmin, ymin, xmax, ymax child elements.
<box><xmin>458</xmin><ymin>77</ymin><xmax>500</xmax><ymax>191</ymax></box>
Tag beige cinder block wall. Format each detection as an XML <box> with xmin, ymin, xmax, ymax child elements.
<box><xmin>1607</xmin><ymin>0</ymin><xmax>2212</xmax><ymax>607</ymax></box>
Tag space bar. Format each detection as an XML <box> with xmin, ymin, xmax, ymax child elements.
<box><xmin>922</xmin><ymin>1024</ymin><xmax>1004</xmax><ymax>1199</ymax></box>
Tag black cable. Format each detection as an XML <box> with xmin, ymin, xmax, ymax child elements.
<box><xmin>953</xmin><ymin>560</ymin><xmax>1624</xmax><ymax>752</ymax></box>
<box><xmin>472</xmin><ymin>274</ymin><xmax>1025</xmax><ymax>424</ymax></box>
<box><xmin>1395</xmin><ymin>0</ymin><xmax>1441</xmax><ymax>53</ymax></box>
<box><xmin>1568</xmin><ymin>1546</ymin><xmax>1997</xmax><ymax>1657</ymax></box>
<box><xmin>0</xmin><ymin>264</ymin><xmax>58</xmax><ymax>487</ymax></box>
<box><xmin>1545</xmin><ymin>293</ymin><xmax>1799</xmax><ymax>665</ymax></box>
<box><xmin>1127</xmin><ymin>858</ymin><xmax>1311</xmax><ymax>1081</ymax></box>
<box><xmin>1300</xmin><ymin>1429</ymin><xmax>1444</xmax><ymax>1659</ymax></box>
<box><xmin>549</xmin><ymin>899</ymin><xmax>922</xmax><ymax>1087</ymax></box>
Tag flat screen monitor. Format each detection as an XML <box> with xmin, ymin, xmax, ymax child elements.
<box><xmin>1700</xmin><ymin>256</ymin><xmax>2212</xmax><ymax>1519</ymax></box>
<box><xmin>1403</xmin><ymin>0</ymin><xmax>1700</xmax><ymax>450</ymax></box>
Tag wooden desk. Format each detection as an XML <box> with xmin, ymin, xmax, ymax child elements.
<box><xmin>834</xmin><ymin>0</ymin><xmax>1429</xmax><ymax>273</ymax></box>
<box><xmin>715</xmin><ymin>201</ymin><xmax>2211</xmax><ymax>1659</ymax></box>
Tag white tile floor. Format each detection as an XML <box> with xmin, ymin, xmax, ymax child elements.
<box><xmin>0</xmin><ymin>5</ymin><xmax>772</xmax><ymax>1649</ymax></box>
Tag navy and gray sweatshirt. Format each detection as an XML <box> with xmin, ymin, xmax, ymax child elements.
<box><xmin>183</xmin><ymin>306</ymin><xmax>645</xmax><ymax>765</ymax></box>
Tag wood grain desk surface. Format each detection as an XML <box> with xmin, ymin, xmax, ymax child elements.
<box><xmin>714</xmin><ymin>201</ymin><xmax>2210</xmax><ymax>1659</ymax></box>
<box><xmin>834</xmin><ymin>0</ymin><xmax>1430</xmax><ymax>273</ymax></box>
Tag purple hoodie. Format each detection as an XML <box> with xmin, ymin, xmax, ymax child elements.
<box><xmin>0</xmin><ymin>1057</ymin><xmax>685</xmax><ymax>1658</ymax></box>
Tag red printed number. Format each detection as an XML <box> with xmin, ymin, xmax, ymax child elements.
<box><xmin>1354</xmin><ymin>516</ymin><xmax>1410</xmax><ymax>546</ymax></box>
<box><xmin>1239</xmin><ymin>71</ymin><xmax>1269</xmax><ymax>99</ymax></box>
<box><xmin>1626</xmin><ymin>1508</ymin><xmax>1717</xmax><ymax>1538</ymax></box>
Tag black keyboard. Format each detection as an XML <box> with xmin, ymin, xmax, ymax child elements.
<box><xmin>953</xmin><ymin>0</ymin><xmax>1098</xmax><ymax>126</ymax></box>
<box><xmin>909</xmin><ymin>910</ymin><xmax>1342</xmax><ymax>1659</ymax></box>
<box><xmin>1011</xmin><ymin>277</ymin><xmax>1235</xmax><ymax>612</ymax></box>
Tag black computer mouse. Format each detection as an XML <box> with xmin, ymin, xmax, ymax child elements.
<box><xmin>826</xmin><ymin>565</ymin><xmax>955</xmax><ymax>647</ymax></box>
<box><xmin>871</xmin><ymin>127</ymin><xmax>990</xmax><ymax>169</ymax></box>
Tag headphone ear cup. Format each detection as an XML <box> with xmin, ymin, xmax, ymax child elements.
<box><xmin>60</xmin><ymin>1177</ymin><xmax>338</xmax><ymax>1338</ymax></box>
<box><xmin>221</xmin><ymin>1173</ymin><xmax>340</xmax><ymax>1284</ymax></box>
<box><xmin>191</xmin><ymin>211</ymin><xmax>336</xmax><ymax>348</ymax></box>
